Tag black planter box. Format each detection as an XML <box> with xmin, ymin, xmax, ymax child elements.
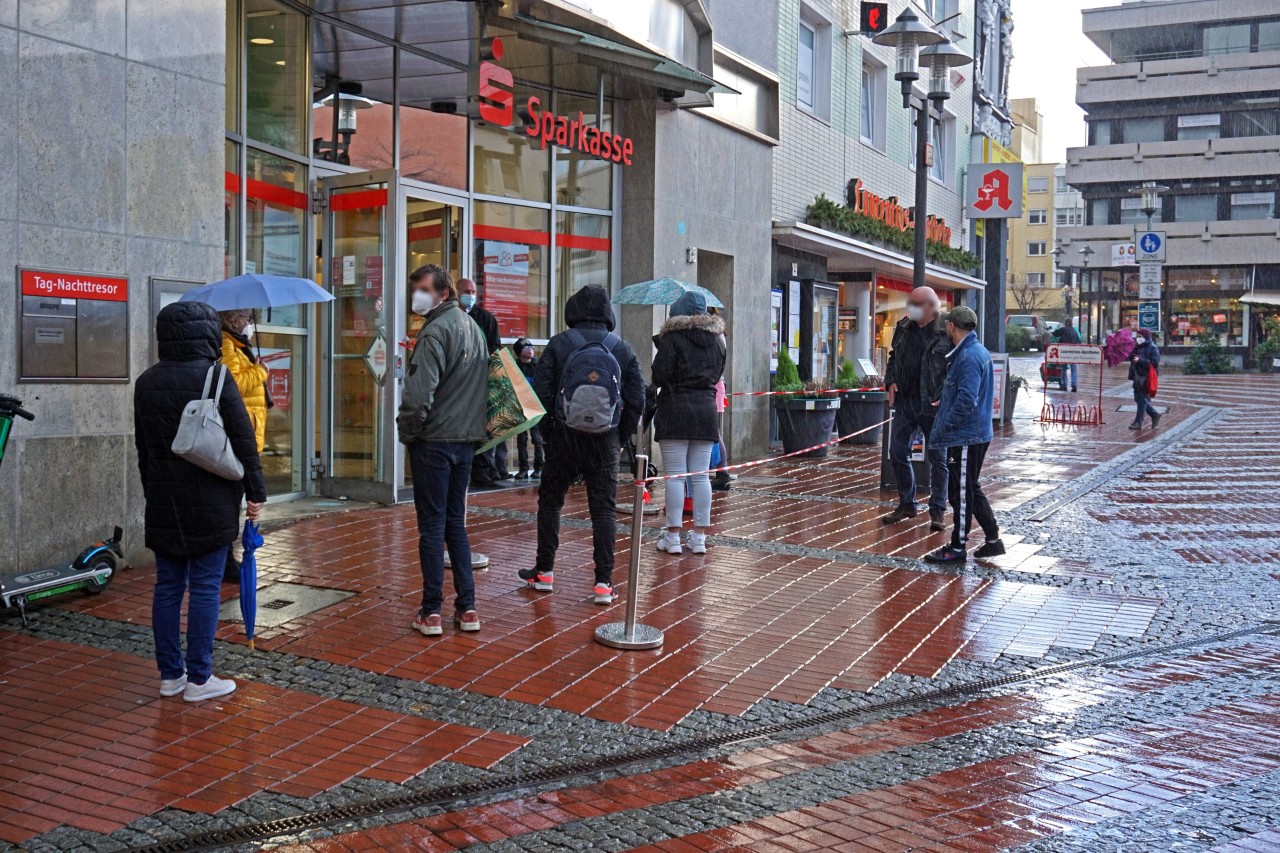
<box><xmin>836</xmin><ymin>391</ymin><xmax>888</xmax><ymax>445</ymax></box>
<box><xmin>776</xmin><ymin>397</ymin><xmax>840</xmax><ymax>458</ymax></box>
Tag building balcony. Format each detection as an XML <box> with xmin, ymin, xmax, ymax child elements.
<box><xmin>1065</xmin><ymin>135</ymin><xmax>1280</xmax><ymax>185</ymax></box>
<box><xmin>1083</xmin><ymin>0</ymin><xmax>1276</xmax><ymax>60</ymax></box>
<box><xmin>1077</xmin><ymin>51</ymin><xmax>1280</xmax><ymax>107</ymax></box>
<box><xmin>1059</xmin><ymin>218</ymin><xmax>1280</xmax><ymax>268</ymax></box>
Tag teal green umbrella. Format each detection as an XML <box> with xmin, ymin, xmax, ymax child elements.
<box><xmin>612</xmin><ymin>278</ymin><xmax>724</xmax><ymax>309</ymax></box>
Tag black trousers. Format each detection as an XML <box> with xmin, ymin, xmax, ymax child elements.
<box><xmin>517</xmin><ymin>424</ymin><xmax>544</xmax><ymax>471</ymax></box>
<box><xmin>535</xmin><ymin>430</ymin><xmax>620</xmax><ymax>585</ymax></box>
<box><xmin>947</xmin><ymin>441</ymin><xmax>999</xmax><ymax>549</ymax></box>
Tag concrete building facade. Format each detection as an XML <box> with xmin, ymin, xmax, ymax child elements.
<box><xmin>1060</xmin><ymin>0</ymin><xmax>1280</xmax><ymax>364</ymax></box>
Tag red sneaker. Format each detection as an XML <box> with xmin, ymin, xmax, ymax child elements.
<box><xmin>413</xmin><ymin>613</ymin><xmax>443</xmax><ymax>636</ymax></box>
<box><xmin>454</xmin><ymin>610</ymin><xmax>481</xmax><ymax>632</ymax></box>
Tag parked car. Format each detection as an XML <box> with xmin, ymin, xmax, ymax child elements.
<box><xmin>1006</xmin><ymin>314</ymin><xmax>1051</xmax><ymax>350</ymax></box>
<box><xmin>1044</xmin><ymin>321</ymin><xmax>1063</xmax><ymax>336</ymax></box>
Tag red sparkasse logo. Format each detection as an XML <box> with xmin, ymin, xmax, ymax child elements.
<box><xmin>478</xmin><ymin>37</ymin><xmax>635</xmax><ymax>166</ymax></box>
<box><xmin>973</xmin><ymin>168</ymin><xmax>1014</xmax><ymax>213</ymax></box>
<box><xmin>21</xmin><ymin>269</ymin><xmax>127</xmax><ymax>302</ymax></box>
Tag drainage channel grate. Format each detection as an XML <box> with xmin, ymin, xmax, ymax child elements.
<box><xmin>123</xmin><ymin>621</ymin><xmax>1280</xmax><ymax>853</ymax></box>
<box><xmin>261</xmin><ymin>599</ymin><xmax>294</xmax><ymax>610</ymax></box>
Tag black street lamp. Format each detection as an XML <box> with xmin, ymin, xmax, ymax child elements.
<box><xmin>873</xmin><ymin>10</ymin><xmax>969</xmax><ymax>291</ymax></box>
<box><xmin>1051</xmin><ymin>243</ymin><xmax>1076</xmax><ymax>326</ymax></box>
<box><xmin>1078</xmin><ymin>245</ymin><xmax>1096</xmax><ymax>342</ymax></box>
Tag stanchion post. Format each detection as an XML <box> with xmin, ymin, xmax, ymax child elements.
<box><xmin>594</xmin><ymin>453</ymin><xmax>664</xmax><ymax>651</ymax></box>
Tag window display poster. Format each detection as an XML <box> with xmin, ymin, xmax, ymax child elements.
<box><xmin>991</xmin><ymin>353</ymin><xmax>1008</xmax><ymax>424</ymax></box>
<box><xmin>259</xmin><ymin>348</ymin><xmax>291</xmax><ymax>411</ymax></box>
<box><xmin>482</xmin><ymin>240</ymin><xmax>532</xmax><ymax>338</ymax></box>
<box><xmin>364</xmin><ymin>255</ymin><xmax>383</xmax><ymax>298</ymax></box>
<box><xmin>788</xmin><ymin>279</ymin><xmax>802</xmax><ymax>365</ymax></box>
<box><xmin>770</xmin><ymin>289</ymin><xmax>782</xmax><ymax>373</ymax></box>
<box><xmin>262</xmin><ymin>206</ymin><xmax>301</xmax><ymax>276</ymax></box>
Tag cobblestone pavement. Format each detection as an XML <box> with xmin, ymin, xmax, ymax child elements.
<box><xmin>2</xmin><ymin>361</ymin><xmax>1278</xmax><ymax>852</ymax></box>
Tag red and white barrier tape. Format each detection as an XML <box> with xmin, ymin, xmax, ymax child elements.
<box><xmin>639</xmin><ymin>417</ymin><xmax>891</xmax><ymax>486</ymax></box>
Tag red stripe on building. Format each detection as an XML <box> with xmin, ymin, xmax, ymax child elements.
<box><xmin>245</xmin><ymin>177</ymin><xmax>309</xmax><ymax>210</ymax></box>
<box><xmin>557</xmin><ymin>234</ymin><xmax>611</xmax><ymax>252</ymax></box>
<box><xmin>407</xmin><ymin>223</ymin><xmax>443</xmax><ymax>242</ymax></box>
<box><xmin>330</xmin><ymin>188</ymin><xmax>389</xmax><ymax>211</ymax></box>
<box><xmin>472</xmin><ymin>224</ymin><xmax>552</xmax><ymax>246</ymax></box>
<box><xmin>224</xmin><ymin>171</ymin><xmax>241</xmax><ymax>194</ymax></box>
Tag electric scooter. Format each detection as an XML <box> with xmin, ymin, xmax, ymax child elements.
<box><xmin>0</xmin><ymin>393</ymin><xmax>122</xmax><ymax>625</ymax></box>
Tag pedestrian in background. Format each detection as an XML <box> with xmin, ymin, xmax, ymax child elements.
<box><xmin>397</xmin><ymin>265</ymin><xmax>488</xmax><ymax>637</ymax></box>
<box><xmin>458</xmin><ymin>277</ymin><xmax>508</xmax><ymax>487</ymax></box>
<box><xmin>651</xmin><ymin>292</ymin><xmax>726</xmax><ymax>556</ymax></box>
<box><xmin>512</xmin><ymin>337</ymin><xmax>544</xmax><ymax>480</ymax></box>
<box><xmin>1051</xmin><ymin>321</ymin><xmax>1082</xmax><ymax>392</ymax></box>
<box><xmin>924</xmin><ymin>307</ymin><xmax>1004</xmax><ymax>565</ymax></box>
<box><xmin>134</xmin><ymin>301</ymin><xmax>266</xmax><ymax>703</ymax></box>
<box><xmin>521</xmin><ymin>285</ymin><xmax>645</xmax><ymax>603</ymax></box>
<box><xmin>218</xmin><ymin>308</ymin><xmax>270</xmax><ymax>581</ymax></box>
<box><xmin>883</xmin><ymin>286</ymin><xmax>951</xmax><ymax>531</ymax></box>
<box><xmin>711</xmin><ymin>375</ymin><xmax>732</xmax><ymax>491</ymax></box>
<box><xmin>1129</xmin><ymin>328</ymin><xmax>1162</xmax><ymax>430</ymax></box>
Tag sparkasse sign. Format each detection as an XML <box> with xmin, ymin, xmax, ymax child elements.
<box><xmin>477</xmin><ymin>37</ymin><xmax>635</xmax><ymax>166</ymax></box>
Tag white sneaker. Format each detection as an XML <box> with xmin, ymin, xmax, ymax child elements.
<box><xmin>159</xmin><ymin>675</ymin><xmax>187</xmax><ymax>697</ymax></box>
<box><xmin>689</xmin><ymin>533</ymin><xmax>707</xmax><ymax>555</ymax></box>
<box><xmin>183</xmin><ymin>674</ymin><xmax>237</xmax><ymax>703</ymax></box>
<box><xmin>656</xmin><ymin>532</ymin><xmax>683</xmax><ymax>554</ymax></box>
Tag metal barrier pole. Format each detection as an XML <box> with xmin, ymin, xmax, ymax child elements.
<box><xmin>595</xmin><ymin>453</ymin><xmax>664</xmax><ymax>651</ymax></box>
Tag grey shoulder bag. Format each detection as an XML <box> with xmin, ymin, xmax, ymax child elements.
<box><xmin>171</xmin><ymin>364</ymin><xmax>245</xmax><ymax>481</ymax></box>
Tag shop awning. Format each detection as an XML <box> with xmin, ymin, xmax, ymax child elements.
<box><xmin>1239</xmin><ymin>291</ymin><xmax>1280</xmax><ymax>306</ymax></box>
<box><xmin>496</xmin><ymin>14</ymin><xmax>735</xmax><ymax>108</ymax></box>
<box><xmin>772</xmin><ymin>222</ymin><xmax>986</xmax><ymax>292</ymax></box>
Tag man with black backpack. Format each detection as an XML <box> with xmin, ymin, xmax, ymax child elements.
<box><xmin>521</xmin><ymin>285</ymin><xmax>646</xmax><ymax>604</ymax></box>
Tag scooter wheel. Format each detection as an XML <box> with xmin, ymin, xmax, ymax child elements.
<box><xmin>83</xmin><ymin>556</ymin><xmax>117</xmax><ymax>595</ymax></box>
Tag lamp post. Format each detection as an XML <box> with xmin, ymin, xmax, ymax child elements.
<box><xmin>1078</xmin><ymin>246</ymin><xmax>1095</xmax><ymax>342</ymax></box>
<box><xmin>1128</xmin><ymin>180</ymin><xmax>1170</xmax><ymax>232</ymax></box>
<box><xmin>873</xmin><ymin>11</ymin><xmax>968</xmax><ymax>291</ymax></box>
<box><xmin>1051</xmin><ymin>243</ymin><xmax>1074</xmax><ymax>325</ymax></box>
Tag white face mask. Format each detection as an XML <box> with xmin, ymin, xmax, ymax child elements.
<box><xmin>411</xmin><ymin>289</ymin><xmax>437</xmax><ymax>316</ymax></box>
<box><xmin>906</xmin><ymin>305</ymin><xmax>925</xmax><ymax>323</ymax></box>
<box><xmin>240</xmin><ymin>323</ymin><xmax>255</xmax><ymax>340</ymax></box>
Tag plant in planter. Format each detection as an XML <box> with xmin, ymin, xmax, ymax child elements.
<box><xmin>774</xmin><ymin>350</ymin><xmax>841</xmax><ymax>458</ymax></box>
<box><xmin>1253</xmin><ymin>316</ymin><xmax>1280</xmax><ymax>374</ymax></box>
<box><xmin>1183</xmin><ymin>333</ymin><xmax>1234</xmax><ymax>375</ymax></box>
<box><xmin>834</xmin><ymin>361</ymin><xmax>888</xmax><ymax>446</ymax></box>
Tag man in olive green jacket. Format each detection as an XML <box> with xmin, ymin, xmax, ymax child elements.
<box><xmin>396</xmin><ymin>264</ymin><xmax>489</xmax><ymax>637</ymax></box>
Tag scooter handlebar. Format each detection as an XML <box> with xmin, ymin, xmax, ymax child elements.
<box><xmin>0</xmin><ymin>394</ymin><xmax>35</xmax><ymax>421</ymax></box>
<box><xmin>13</xmin><ymin>407</ymin><xmax>34</xmax><ymax>421</ymax></box>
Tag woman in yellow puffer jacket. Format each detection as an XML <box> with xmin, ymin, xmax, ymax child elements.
<box><xmin>218</xmin><ymin>309</ymin><xmax>269</xmax><ymax>453</ymax></box>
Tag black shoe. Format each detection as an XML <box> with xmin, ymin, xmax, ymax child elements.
<box><xmin>711</xmin><ymin>473</ymin><xmax>732</xmax><ymax>492</ymax></box>
<box><xmin>495</xmin><ymin>471</ymin><xmax>514</xmax><ymax>481</ymax></box>
<box><xmin>515</xmin><ymin>470</ymin><xmax>529</xmax><ymax>480</ymax></box>
<box><xmin>923</xmin><ymin>546</ymin><xmax>967</xmax><ymax>564</ymax></box>
<box><xmin>531</xmin><ymin>468</ymin><xmax>542</xmax><ymax>480</ymax></box>
<box><xmin>929</xmin><ymin>508</ymin><xmax>946</xmax><ymax>532</ymax></box>
<box><xmin>1128</xmin><ymin>422</ymin><xmax>1142</xmax><ymax>430</ymax></box>
<box><xmin>1150</xmin><ymin>412</ymin><xmax>1162</xmax><ymax>428</ymax></box>
<box><xmin>1072</xmin><ymin>387</ymin><xmax>1079</xmax><ymax>393</ymax></box>
<box><xmin>882</xmin><ymin>505</ymin><xmax>918</xmax><ymax>525</ymax></box>
<box><xmin>974</xmin><ymin>539</ymin><xmax>1006</xmax><ymax>559</ymax></box>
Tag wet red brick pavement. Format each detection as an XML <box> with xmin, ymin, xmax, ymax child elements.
<box><xmin>3</xmin><ymin>364</ymin><xmax>1279</xmax><ymax>850</ymax></box>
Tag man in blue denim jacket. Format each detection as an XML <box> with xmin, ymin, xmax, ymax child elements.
<box><xmin>924</xmin><ymin>307</ymin><xmax>1004</xmax><ymax>564</ymax></box>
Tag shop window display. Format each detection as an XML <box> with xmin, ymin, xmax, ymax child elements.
<box><xmin>1170</xmin><ymin>297</ymin><xmax>1245</xmax><ymax>348</ymax></box>
<box><xmin>474</xmin><ymin>202</ymin><xmax>550</xmax><ymax>341</ymax></box>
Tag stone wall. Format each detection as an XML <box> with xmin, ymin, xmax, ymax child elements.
<box><xmin>1</xmin><ymin>1</ymin><xmax>226</xmax><ymax>568</ymax></box>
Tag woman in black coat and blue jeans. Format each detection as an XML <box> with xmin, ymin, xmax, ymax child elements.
<box><xmin>134</xmin><ymin>302</ymin><xmax>266</xmax><ymax>703</ymax></box>
<box><xmin>652</xmin><ymin>292</ymin><xmax>726</xmax><ymax>556</ymax></box>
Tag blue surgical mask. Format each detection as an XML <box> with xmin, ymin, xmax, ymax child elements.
<box><xmin>459</xmin><ymin>294</ymin><xmax>476</xmax><ymax>310</ymax></box>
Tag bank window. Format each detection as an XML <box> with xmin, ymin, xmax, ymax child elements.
<box><xmin>1203</xmin><ymin>23</ymin><xmax>1250</xmax><ymax>56</ymax></box>
<box><xmin>860</xmin><ymin>61</ymin><xmax>886</xmax><ymax>150</ymax></box>
<box><xmin>1231</xmin><ymin>191</ymin><xmax>1275</xmax><ymax>220</ymax></box>
<box><xmin>1122</xmin><ymin>116</ymin><xmax>1166</xmax><ymax>144</ymax></box>
<box><xmin>1028</xmin><ymin>209</ymin><xmax>1047</xmax><ymax>225</ymax></box>
<box><xmin>1028</xmin><ymin>176</ymin><xmax>1048</xmax><ymax>193</ymax></box>
<box><xmin>1027</xmin><ymin>272</ymin><xmax>1046</xmax><ymax>286</ymax></box>
<box><xmin>244</xmin><ymin>0</ymin><xmax>307</xmax><ymax>153</ymax></box>
<box><xmin>311</xmin><ymin>25</ymin><xmax>394</xmax><ymax>170</ymax></box>
<box><xmin>555</xmin><ymin>211</ymin><xmax>612</xmax><ymax>338</ymax></box>
<box><xmin>473</xmin><ymin>82</ymin><xmax>552</xmax><ymax>202</ymax></box>
<box><xmin>1027</xmin><ymin>241</ymin><xmax>1046</xmax><ymax>257</ymax></box>
<box><xmin>554</xmin><ymin>93</ymin><xmax>613</xmax><ymax>211</ymax></box>
<box><xmin>473</xmin><ymin>201</ymin><xmax>550</xmax><ymax>341</ymax></box>
<box><xmin>226</xmin><ymin>2</ymin><xmax>240</xmax><ymax>132</ymax></box>
<box><xmin>225</xmin><ymin>141</ymin><xmax>240</xmax><ymax>280</ymax></box>
<box><xmin>1177</xmin><ymin>114</ymin><xmax>1220</xmax><ymax>141</ymax></box>
<box><xmin>398</xmin><ymin>50</ymin><xmax>469</xmax><ymax>190</ymax></box>
<box><xmin>1176</xmin><ymin>193</ymin><xmax>1218</xmax><ymax>223</ymax></box>
<box><xmin>245</xmin><ymin>148</ymin><xmax>307</xmax><ymax>325</ymax></box>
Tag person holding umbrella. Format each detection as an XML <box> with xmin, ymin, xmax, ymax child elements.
<box><xmin>1129</xmin><ymin>328</ymin><xmax>1162</xmax><ymax>430</ymax></box>
<box><xmin>218</xmin><ymin>308</ymin><xmax>270</xmax><ymax>580</ymax></box>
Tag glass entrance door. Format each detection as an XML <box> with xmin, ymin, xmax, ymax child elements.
<box><xmin>318</xmin><ymin>170</ymin><xmax>400</xmax><ymax>503</ymax></box>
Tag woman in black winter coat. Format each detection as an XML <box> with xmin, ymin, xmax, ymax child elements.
<box><xmin>651</xmin><ymin>291</ymin><xmax>726</xmax><ymax>556</ymax></box>
<box><xmin>134</xmin><ymin>301</ymin><xmax>267</xmax><ymax>703</ymax></box>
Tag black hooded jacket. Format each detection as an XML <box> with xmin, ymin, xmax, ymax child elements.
<box><xmin>651</xmin><ymin>313</ymin><xmax>726</xmax><ymax>442</ymax></box>
<box><xmin>134</xmin><ymin>302</ymin><xmax>267</xmax><ymax>558</ymax></box>
<box><xmin>533</xmin><ymin>286</ymin><xmax>646</xmax><ymax>440</ymax></box>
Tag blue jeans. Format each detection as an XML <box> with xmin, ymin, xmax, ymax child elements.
<box><xmin>1064</xmin><ymin>363</ymin><xmax>1078</xmax><ymax>389</ymax></box>
<box><xmin>889</xmin><ymin>405</ymin><xmax>948</xmax><ymax>514</ymax></box>
<box><xmin>409</xmin><ymin>440</ymin><xmax>476</xmax><ymax>616</ymax></box>
<box><xmin>1133</xmin><ymin>387</ymin><xmax>1158</xmax><ymax>426</ymax></box>
<box><xmin>152</xmin><ymin>546</ymin><xmax>228</xmax><ymax>684</ymax></box>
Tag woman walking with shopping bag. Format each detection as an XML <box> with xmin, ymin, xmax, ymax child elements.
<box><xmin>652</xmin><ymin>292</ymin><xmax>726</xmax><ymax>556</ymax></box>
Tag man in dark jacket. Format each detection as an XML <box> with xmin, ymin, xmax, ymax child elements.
<box><xmin>134</xmin><ymin>301</ymin><xmax>266</xmax><ymax>703</ymax></box>
<box><xmin>512</xmin><ymin>337</ymin><xmax>544</xmax><ymax>479</ymax></box>
<box><xmin>398</xmin><ymin>265</ymin><xmax>489</xmax><ymax>636</ymax></box>
<box><xmin>520</xmin><ymin>285</ymin><xmax>646</xmax><ymax>603</ymax></box>
<box><xmin>924</xmin><ymin>307</ymin><xmax>1003</xmax><ymax>565</ymax></box>
<box><xmin>459</xmin><ymin>277</ymin><xmax>507</xmax><ymax>487</ymax></box>
<box><xmin>1051</xmin><ymin>322</ymin><xmax>1082</xmax><ymax>391</ymax></box>
<box><xmin>1128</xmin><ymin>328</ymin><xmax>1162</xmax><ymax>430</ymax></box>
<box><xmin>883</xmin><ymin>286</ymin><xmax>951</xmax><ymax>530</ymax></box>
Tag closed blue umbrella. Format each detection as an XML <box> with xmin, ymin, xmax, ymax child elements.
<box><xmin>239</xmin><ymin>521</ymin><xmax>263</xmax><ymax>651</ymax></box>
<box><xmin>180</xmin><ymin>273</ymin><xmax>335</xmax><ymax>311</ymax></box>
<box><xmin>612</xmin><ymin>278</ymin><xmax>724</xmax><ymax>308</ymax></box>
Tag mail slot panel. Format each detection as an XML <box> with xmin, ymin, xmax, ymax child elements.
<box><xmin>21</xmin><ymin>316</ymin><xmax>78</xmax><ymax>378</ymax></box>
<box><xmin>76</xmin><ymin>299</ymin><xmax>129</xmax><ymax>378</ymax></box>
<box><xmin>22</xmin><ymin>295</ymin><xmax>78</xmax><ymax>318</ymax></box>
